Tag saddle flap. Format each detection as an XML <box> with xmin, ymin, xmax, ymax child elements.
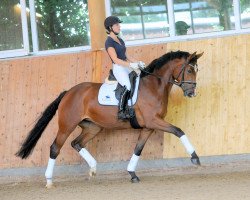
<box><xmin>98</xmin><ymin>75</ymin><xmax>140</xmax><ymax>106</ymax></box>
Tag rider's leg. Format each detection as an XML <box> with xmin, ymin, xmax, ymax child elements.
<box><xmin>113</xmin><ymin>64</ymin><xmax>131</xmax><ymax>90</ymax></box>
<box><xmin>117</xmin><ymin>86</ymin><xmax>130</xmax><ymax>119</ymax></box>
<box><xmin>113</xmin><ymin>64</ymin><xmax>131</xmax><ymax>119</ymax></box>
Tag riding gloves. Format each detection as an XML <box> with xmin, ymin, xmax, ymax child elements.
<box><xmin>129</xmin><ymin>62</ymin><xmax>139</xmax><ymax>70</ymax></box>
<box><xmin>138</xmin><ymin>61</ymin><xmax>146</xmax><ymax>69</ymax></box>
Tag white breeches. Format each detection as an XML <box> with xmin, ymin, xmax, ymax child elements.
<box><xmin>113</xmin><ymin>64</ymin><xmax>132</xmax><ymax>91</ymax></box>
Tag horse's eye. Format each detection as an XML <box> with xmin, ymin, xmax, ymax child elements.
<box><xmin>187</xmin><ymin>69</ymin><xmax>192</xmax><ymax>73</ymax></box>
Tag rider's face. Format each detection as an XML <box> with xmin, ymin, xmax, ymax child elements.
<box><xmin>112</xmin><ymin>23</ymin><xmax>121</xmax><ymax>33</ymax></box>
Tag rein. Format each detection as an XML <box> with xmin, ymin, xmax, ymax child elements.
<box><xmin>139</xmin><ymin>67</ymin><xmax>161</xmax><ymax>80</ymax></box>
<box><xmin>140</xmin><ymin>63</ymin><xmax>197</xmax><ymax>88</ymax></box>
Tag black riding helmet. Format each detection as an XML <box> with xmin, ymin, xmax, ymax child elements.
<box><xmin>104</xmin><ymin>16</ymin><xmax>122</xmax><ymax>34</ymax></box>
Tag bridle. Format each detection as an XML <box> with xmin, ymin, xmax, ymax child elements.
<box><xmin>139</xmin><ymin>62</ymin><xmax>198</xmax><ymax>89</ymax></box>
<box><xmin>169</xmin><ymin>63</ymin><xmax>198</xmax><ymax>88</ymax></box>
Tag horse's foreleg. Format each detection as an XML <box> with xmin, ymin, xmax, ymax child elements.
<box><xmin>149</xmin><ymin>117</ymin><xmax>200</xmax><ymax>166</ymax></box>
<box><xmin>71</xmin><ymin>121</ymin><xmax>102</xmax><ymax>177</ymax></box>
<box><xmin>127</xmin><ymin>129</ymin><xmax>154</xmax><ymax>183</ymax></box>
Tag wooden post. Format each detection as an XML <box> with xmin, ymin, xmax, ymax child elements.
<box><xmin>88</xmin><ymin>0</ymin><xmax>107</xmax><ymax>51</ymax></box>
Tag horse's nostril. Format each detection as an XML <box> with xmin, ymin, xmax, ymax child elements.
<box><xmin>186</xmin><ymin>91</ymin><xmax>195</xmax><ymax>97</ymax></box>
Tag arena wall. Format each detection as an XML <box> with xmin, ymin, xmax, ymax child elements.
<box><xmin>0</xmin><ymin>34</ymin><xmax>249</xmax><ymax>169</ymax></box>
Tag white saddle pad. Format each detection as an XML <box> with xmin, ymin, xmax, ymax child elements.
<box><xmin>98</xmin><ymin>77</ymin><xmax>140</xmax><ymax>106</ymax></box>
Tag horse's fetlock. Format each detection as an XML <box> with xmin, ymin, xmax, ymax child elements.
<box><xmin>50</xmin><ymin>142</ymin><xmax>59</xmax><ymax>159</ymax></box>
<box><xmin>191</xmin><ymin>151</ymin><xmax>198</xmax><ymax>158</ymax></box>
<box><xmin>71</xmin><ymin>141</ymin><xmax>82</xmax><ymax>152</ymax></box>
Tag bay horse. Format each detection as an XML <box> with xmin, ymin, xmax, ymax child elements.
<box><xmin>16</xmin><ymin>50</ymin><xmax>203</xmax><ymax>187</ymax></box>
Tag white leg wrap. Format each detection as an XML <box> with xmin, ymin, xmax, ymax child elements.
<box><xmin>45</xmin><ymin>158</ymin><xmax>56</xmax><ymax>180</ymax></box>
<box><xmin>79</xmin><ymin>148</ymin><xmax>97</xmax><ymax>169</ymax></box>
<box><xmin>127</xmin><ymin>154</ymin><xmax>140</xmax><ymax>172</ymax></box>
<box><xmin>180</xmin><ymin>135</ymin><xmax>195</xmax><ymax>155</ymax></box>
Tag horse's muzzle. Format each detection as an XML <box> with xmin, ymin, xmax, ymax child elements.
<box><xmin>180</xmin><ymin>82</ymin><xmax>197</xmax><ymax>98</ymax></box>
<box><xmin>184</xmin><ymin>88</ymin><xmax>196</xmax><ymax>98</ymax></box>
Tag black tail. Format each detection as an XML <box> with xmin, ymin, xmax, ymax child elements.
<box><xmin>16</xmin><ymin>91</ymin><xmax>67</xmax><ymax>159</ymax></box>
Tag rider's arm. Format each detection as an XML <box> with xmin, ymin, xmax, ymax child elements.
<box><xmin>107</xmin><ymin>47</ymin><xmax>130</xmax><ymax>67</ymax></box>
<box><xmin>126</xmin><ymin>53</ymin><xmax>137</xmax><ymax>63</ymax></box>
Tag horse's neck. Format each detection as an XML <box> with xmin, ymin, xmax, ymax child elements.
<box><xmin>160</xmin><ymin>80</ymin><xmax>173</xmax><ymax>117</ymax></box>
<box><xmin>141</xmin><ymin>72</ymin><xmax>173</xmax><ymax>117</ymax></box>
<box><xmin>155</xmin><ymin>63</ymin><xmax>173</xmax><ymax>92</ymax></box>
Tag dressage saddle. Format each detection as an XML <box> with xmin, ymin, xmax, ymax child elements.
<box><xmin>107</xmin><ymin>69</ymin><xmax>138</xmax><ymax>102</ymax></box>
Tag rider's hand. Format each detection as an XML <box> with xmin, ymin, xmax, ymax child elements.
<box><xmin>138</xmin><ymin>61</ymin><xmax>146</xmax><ymax>69</ymax></box>
<box><xmin>134</xmin><ymin>69</ymin><xmax>141</xmax><ymax>76</ymax></box>
<box><xmin>129</xmin><ymin>62</ymin><xmax>139</xmax><ymax>70</ymax></box>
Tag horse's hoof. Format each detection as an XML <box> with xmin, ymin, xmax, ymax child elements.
<box><xmin>191</xmin><ymin>157</ymin><xmax>201</xmax><ymax>166</ymax></box>
<box><xmin>131</xmin><ymin>177</ymin><xmax>140</xmax><ymax>183</ymax></box>
<box><xmin>45</xmin><ymin>183</ymin><xmax>54</xmax><ymax>189</ymax></box>
<box><xmin>89</xmin><ymin>167</ymin><xmax>96</xmax><ymax>177</ymax></box>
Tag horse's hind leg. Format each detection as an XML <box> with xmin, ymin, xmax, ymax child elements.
<box><xmin>45</xmin><ymin>116</ymin><xmax>78</xmax><ymax>188</ymax></box>
<box><xmin>127</xmin><ymin>128</ymin><xmax>154</xmax><ymax>183</ymax></box>
<box><xmin>45</xmin><ymin>125</ymin><xmax>78</xmax><ymax>188</ymax></box>
<box><xmin>71</xmin><ymin>121</ymin><xmax>103</xmax><ymax>177</ymax></box>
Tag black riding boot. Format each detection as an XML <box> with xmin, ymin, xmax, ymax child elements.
<box><xmin>118</xmin><ymin>88</ymin><xmax>130</xmax><ymax>120</ymax></box>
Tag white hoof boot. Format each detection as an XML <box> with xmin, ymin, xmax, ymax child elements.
<box><xmin>89</xmin><ymin>167</ymin><xmax>96</xmax><ymax>177</ymax></box>
<box><xmin>45</xmin><ymin>179</ymin><xmax>54</xmax><ymax>189</ymax></box>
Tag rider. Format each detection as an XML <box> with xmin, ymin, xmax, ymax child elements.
<box><xmin>104</xmin><ymin>16</ymin><xmax>145</xmax><ymax>120</ymax></box>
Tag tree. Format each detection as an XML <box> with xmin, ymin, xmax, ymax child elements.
<box><xmin>205</xmin><ymin>0</ymin><xmax>233</xmax><ymax>30</ymax></box>
<box><xmin>35</xmin><ymin>0</ymin><xmax>89</xmax><ymax>50</ymax></box>
<box><xmin>240</xmin><ymin>0</ymin><xmax>250</xmax><ymax>13</ymax></box>
<box><xmin>0</xmin><ymin>0</ymin><xmax>23</xmax><ymax>50</ymax></box>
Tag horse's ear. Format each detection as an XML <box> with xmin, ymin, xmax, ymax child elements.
<box><xmin>196</xmin><ymin>52</ymin><xmax>204</xmax><ymax>60</ymax></box>
<box><xmin>187</xmin><ymin>52</ymin><xmax>197</xmax><ymax>62</ymax></box>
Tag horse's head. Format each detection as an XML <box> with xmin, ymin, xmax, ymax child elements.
<box><xmin>172</xmin><ymin>52</ymin><xmax>203</xmax><ymax>97</ymax></box>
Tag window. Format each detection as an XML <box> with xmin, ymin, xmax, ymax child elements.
<box><xmin>110</xmin><ymin>0</ymin><xmax>169</xmax><ymax>40</ymax></box>
<box><xmin>0</xmin><ymin>0</ymin><xmax>27</xmax><ymax>51</ymax></box>
<box><xmin>1</xmin><ymin>0</ymin><xmax>250</xmax><ymax>59</ymax></box>
<box><xmin>174</xmin><ymin>0</ymin><xmax>235</xmax><ymax>35</ymax></box>
<box><xmin>0</xmin><ymin>0</ymin><xmax>90</xmax><ymax>58</ymax></box>
<box><xmin>240</xmin><ymin>0</ymin><xmax>250</xmax><ymax>28</ymax></box>
<box><xmin>35</xmin><ymin>0</ymin><xmax>90</xmax><ymax>51</ymax></box>
<box><xmin>108</xmin><ymin>0</ymin><xmax>250</xmax><ymax>42</ymax></box>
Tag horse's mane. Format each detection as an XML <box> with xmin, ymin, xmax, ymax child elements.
<box><xmin>140</xmin><ymin>50</ymin><xmax>190</xmax><ymax>78</ymax></box>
